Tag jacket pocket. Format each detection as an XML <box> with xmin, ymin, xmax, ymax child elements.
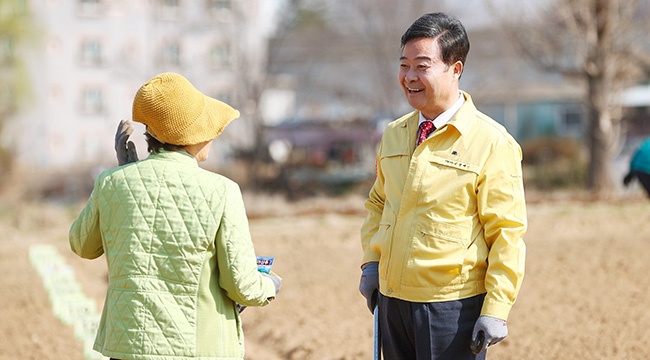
<box><xmin>405</xmin><ymin>221</ymin><xmax>471</xmax><ymax>288</ymax></box>
<box><xmin>370</xmin><ymin>212</ymin><xmax>396</xmax><ymax>256</ymax></box>
<box><xmin>429</xmin><ymin>154</ymin><xmax>480</xmax><ymax>175</ymax></box>
<box><xmin>379</xmin><ymin>147</ymin><xmax>411</xmax><ymax>183</ymax></box>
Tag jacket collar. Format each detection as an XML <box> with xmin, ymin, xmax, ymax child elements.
<box><xmin>148</xmin><ymin>149</ymin><xmax>198</xmax><ymax>165</ymax></box>
<box><xmin>445</xmin><ymin>91</ymin><xmax>478</xmax><ymax>136</ymax></box>
<box><xmin>401</xmin><ymin>90</ymin><xmax>478</xmax><ymax>137</ymax></box>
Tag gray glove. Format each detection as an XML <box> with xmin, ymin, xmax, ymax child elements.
<box><xmin>470</xmin><ymin>315</ymin><xmax>508</xmax><ymax>354</ymax></box>
<box><xmin>359</xmin><ymin>262</ymin><xmax>379</xmax><ymax>314</ymax></box>
<box><xmin>262</xmin><ymin>272</ymin><xmax>282</xmax><ymax>297</ymax></box>
<box><xmin>115</xmin><ymin>120</ymin><xmax>139</xmax><ymax>166</ymax></box>
<box><xmin>238</xmin><ymin>272</ymin><xmax>282</xmax><ymax>313</ymax></box>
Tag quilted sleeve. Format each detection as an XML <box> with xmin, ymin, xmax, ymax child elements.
<box><xmin>69</xmin><ymin>180</ymin><xmax>104</xmax><ymax>259</ymax></box>
<box><xmin>215</xmin><ymin>181</ymin><xmax>276</xmax><ymax>306</ymax></box>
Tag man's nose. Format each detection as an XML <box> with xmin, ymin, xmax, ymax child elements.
<box><xmin>404</xmin><ymin>68</ymin><xmax>418</xmax><ymax>82</ymax></box>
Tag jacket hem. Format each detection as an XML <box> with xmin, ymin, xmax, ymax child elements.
<box><xmin>95</xmin><ymin>344</ymin><xmax>245</xmax><ymax>360</ymax></box>
<box><xmin>380</xmin><ymin>279</ymin><xmax>486</xmax><ymax>303</ymax></box>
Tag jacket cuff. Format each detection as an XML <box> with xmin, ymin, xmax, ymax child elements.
<box><xmin>361</xmin><ymin>253</ymin><xmax>380</xmax><ymax>266</ymax></box>
<box><xmin>480</xmin><ymin>299</ymin><xmax>512</xmax><ymax>321</ymax></box>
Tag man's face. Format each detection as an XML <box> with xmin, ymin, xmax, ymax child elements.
<box><xmin>398</xmin><ymin>37</ymin><xmax>462</xmax><ymax>120</ymax></box>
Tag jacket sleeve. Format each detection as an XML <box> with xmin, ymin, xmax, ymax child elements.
<box><xmin>477</xmin><ymin>136</ymin><xmax>527</xmax><ymax>321</ymax></box>
<box><xmin>215</xmin><ymin>181</ymin><xmax>276</xmax><ymax>306</ymax></box>
<box><xmin>360</xmin><ymin>141</ymin><xmax>385</xmax><ymax>266</ymax></box>
<box><xmin>69</xmin><ymin>184</ymin><xmax>104</xmax><ymax>259</ymax></box>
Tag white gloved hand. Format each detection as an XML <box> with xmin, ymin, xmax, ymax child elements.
<box><xmin>471</xmin><ymin>315</ymin><xmax>508</xmax><ymax>354</ymax></box>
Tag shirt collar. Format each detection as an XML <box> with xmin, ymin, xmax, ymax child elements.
<box><xmin>417</xmin><ymin>91</ymin><xmax>465</xmax><ymax>129</ymax></box>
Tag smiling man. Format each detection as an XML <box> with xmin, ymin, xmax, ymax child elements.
<box><xmin>359</xmin><ymin>13</ymin><xmax>527</xmax><ymax>360</ymax></box>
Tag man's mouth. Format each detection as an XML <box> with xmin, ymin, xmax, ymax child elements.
<box><xmin>406</xmin><ymin>86</ymin><xmax>424</xmax><ymax>93</ymax></box>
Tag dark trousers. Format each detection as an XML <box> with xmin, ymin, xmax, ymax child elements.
<box><xmin>378</xmin><ymin>293</ymin><xmax>487</xmax><ymax>360</ymax></box>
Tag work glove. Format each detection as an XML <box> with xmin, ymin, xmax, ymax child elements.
<box><xmin>262</xmin><ymin>271</ymin><xmax>282</xmax><ymax>297</ymax></box>
<box><xmin>359</xmin><ymin>262</ymin><xmax>379</xmax><ymax>314</ymax></box>
<box><xmin>470</xmin><ymin>315</ymin><xmax>508</xmax><ymax>354</ymax></box>
<box><xmin>238</xmin><ymin>272</ymin><xmax>282</xmax><ymax>313</ymax></box>
<box><xmin>115</xmin><ymin>120</ymin><xmax>139</xmax><ymax>166</ymax></box>
<box><xmin>623</xmin><ymin>172</ymin><xmax>635</xmax><ymax>186</ymax></box>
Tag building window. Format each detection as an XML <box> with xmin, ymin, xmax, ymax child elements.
<box><xmin>79</xmin><ymin>39</ymin><xmax>102</xmax><ymax>66</ymax></box>
<box><xmin>207</xmin><ymin>0</ymin><xmax>231</xmax><ymax>19</ymax></box>
<box><xmin>559</xmin><ymin>105</ymin><xmax>583</xmax><ymax>136</ymax></box>
<box><xmin>160</xmin><ymin>42</ymin><xmax>181</xmax><ymax>65</ymax></box>
<box><xmin>81</xmin><ymin>87</ymin><xmax>103</xmax><ymax>114</ymax></box>
<box><xmin>210</xmin><ymin>42</ymin><xmax>231</xmax><ymax>68</ymax></box>
<box><xmin>77</xmin><ymin>0</ymin><xmax>102</xmax><ymax>17</ymax></box>
<box><xmin>157</xmin><ymin>0</ymin><xmax>181</xmax><ymax>21</ymax></box>
<box><xmin>208</xmin><ymin>0</ymin><xmax>231</xmax><ymax>11</ymax></box>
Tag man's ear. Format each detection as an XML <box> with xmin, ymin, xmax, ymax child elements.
<box><xmin>453</xmin><ymin>61</ymin><xmax>463</xmax><ymax>78</ymax></box>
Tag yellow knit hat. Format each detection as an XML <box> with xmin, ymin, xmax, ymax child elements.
<box><xmin>132</xmin><ymin>72</ymin><xmax>240</xmax><ymax>145</ymax></box>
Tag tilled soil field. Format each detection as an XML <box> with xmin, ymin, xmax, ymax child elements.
<box><xmin>1</xmin><ymin>193</ymin><xmax>649</xmax><ymax>359</ymax></box>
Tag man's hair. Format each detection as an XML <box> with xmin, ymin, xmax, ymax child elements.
<box><xmin>400</xmin><ymin>12</ymin><xmax>470</xmax><ymax>68</ymax></box>
<box><xmin>145</xmin><ymin>132</ymin><xmax>185</xmax><ymax>154</ymax></box>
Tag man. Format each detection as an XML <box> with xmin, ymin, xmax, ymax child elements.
<box><xmin>359</xmin><ymin>13</ymin><xmax>527</xmax><ymax>359</ymax></box>
<box><xmin>623</xmin><ymin>136</ymin><xmax>650</xmax><ymax>197</ymax></box>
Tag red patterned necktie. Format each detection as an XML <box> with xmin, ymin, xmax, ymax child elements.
<box><xmin>416</xmin><ymin>120</ymin><xmax>435</xmax><ymax>146</ymax></box>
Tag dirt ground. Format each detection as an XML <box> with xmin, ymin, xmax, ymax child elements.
<box><xmin>1</xmin><ymin>191</ymin><xmax>649</xmax><ymax>360</ymax></box>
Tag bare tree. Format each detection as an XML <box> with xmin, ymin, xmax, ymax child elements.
<box><xmin>224</xmin><ymin>0</ymin><xmax>289</xmax><ymax>190</ymax></box>
<box><xmin>332</xmin><ymin>0</ymin><xmax>448</xmax><ymax>117</ymax></box>
<box><xmin>491</xmin><ymin>0</ymin><xmax>650</xmax><ymax>198</ymax></box>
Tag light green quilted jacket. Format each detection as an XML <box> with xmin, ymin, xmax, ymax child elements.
<box><xmin>69</xmin><ymin>150</ymin><xmax>276</xmax><ymax>360</ymax></box>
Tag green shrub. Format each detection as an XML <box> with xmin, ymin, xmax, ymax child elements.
<box><xmin>521</xmin><ymin>137</ymin><xmax>588</xmax><ymax>189</ymax></box>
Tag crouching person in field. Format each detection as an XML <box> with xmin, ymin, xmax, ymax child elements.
<box><xmin>69</xmin><ymin>72</ymin><xmax>281</xmax><ymax>360</ymax></box>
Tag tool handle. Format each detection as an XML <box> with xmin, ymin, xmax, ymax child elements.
<box><xmin>470</xmin><ymin>330</ymin><xmax>485</xmax><ymax>355</ymax></box>
<box><xmin>373</xmin><ymin>304</ymin><xmax>381</xmax><ymax>360</ymax></box>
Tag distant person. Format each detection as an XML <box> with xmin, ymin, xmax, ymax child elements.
<box><xmin>70</xmin><ymin>72</ymin><xmax>281</xmax><ymax>360</ymax></box>
<box><xmin>623</xmin><ymin>136</ymin><xmax>650</xmax><ymax>197</ymax></box>
<box><xmin>358</xmin><ymin>13</ymin><xmax>527</xmax><ymax>359</ymax></box>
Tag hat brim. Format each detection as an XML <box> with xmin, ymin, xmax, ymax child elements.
<box><xmin>193</xmin><ymin>95</ymin><xmax>241</xmax><ymax>144</ymax></box>
<box><xmin>156</xmin><ymin>95</ymin><xmax>241</xmax><ymax>146</ymax></box>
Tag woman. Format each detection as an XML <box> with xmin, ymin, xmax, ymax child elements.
<box><xmin>70</xmin><ymin>72</ymin><xmax>281</xmax><ymax>360</ymax></box>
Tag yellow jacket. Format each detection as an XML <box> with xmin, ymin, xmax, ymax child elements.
<box><xmin>361</xmin><ymin>92</ymin><xmax>526</xmax><ymax>320</ymax></box>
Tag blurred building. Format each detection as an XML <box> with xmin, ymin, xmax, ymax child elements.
<box><xmin>3</xmin><ymin>0</ymin><xmax>280</xmax><ymax>170</ymax></box>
